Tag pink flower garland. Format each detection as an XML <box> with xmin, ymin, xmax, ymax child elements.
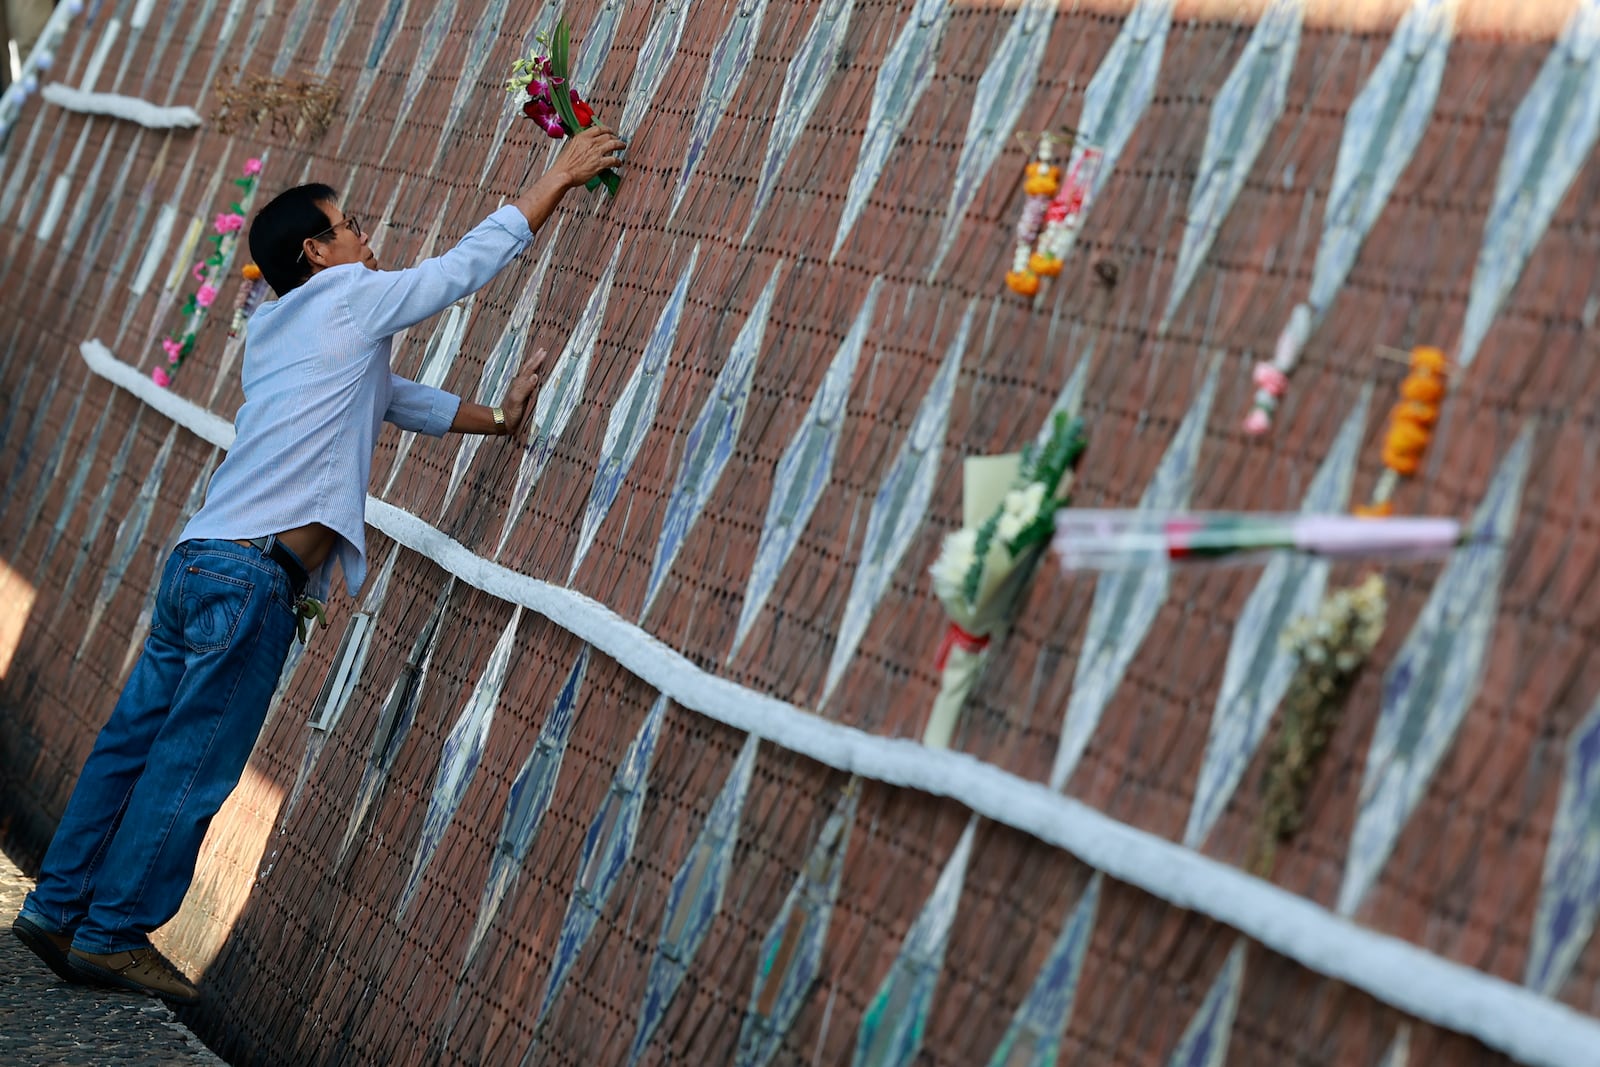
<box><xmin>152</xmin><ymin>157</ymin><xmax>262</xmax><ymax>388</ymax></box>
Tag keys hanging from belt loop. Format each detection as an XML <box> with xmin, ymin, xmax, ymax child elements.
<box><xmin>294</xmin><ymin>596</ymin><xmax>326</xmax><ymax>644</ymax></box>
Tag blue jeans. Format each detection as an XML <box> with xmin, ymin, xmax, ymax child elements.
<box><xmin>22</xmin><ymin>539</ymin><xmax>298</xmax><ymax>954</ymax></box>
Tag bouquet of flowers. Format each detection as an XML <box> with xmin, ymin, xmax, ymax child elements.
<box><xmin>1051</xmin><ymin>511</ymin><xmax>1462</xmax><ymax>571</ymax></box>
<box><xmin>505</xmin><ymin>19</ymin><xmax>620</xmax><ymax>195</ymax></box>
<box><xmin>1251</xmin><ymin>574</ymin><xmax>1387</xmax><ymax>875</ymax></box>
<box><xmin>926</xmin><ymin>413</ymin><xmax>1088</xmax><ymax>747</ymax></box>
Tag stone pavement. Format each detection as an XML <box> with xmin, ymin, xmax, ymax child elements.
<box><xmin>0</xmin><ymin>845</ymin><xmax>228</xmax><ymax>1066</ymax></box>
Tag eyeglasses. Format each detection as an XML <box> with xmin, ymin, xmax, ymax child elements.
<box><xmin>297</xmin><ymin>215</ymin><xmax>363</xmax><ymax>262</ymax></box>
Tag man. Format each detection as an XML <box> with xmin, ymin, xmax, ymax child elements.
<box><xmin>11</xmin><ymin>125</ymin><xmax>626</xmax><ymax>1002</ymax></box>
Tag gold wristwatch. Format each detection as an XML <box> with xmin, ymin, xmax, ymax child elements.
<box><xmin>492</xmin><ymin>406</ymin><xmax>507</xmax><ymax>434</ymax></box>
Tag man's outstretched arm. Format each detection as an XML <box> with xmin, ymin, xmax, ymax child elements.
<box><xmin>349</xmin><ymin>126</ymin><xmax>628</xmax><ymax>341</ymax></box>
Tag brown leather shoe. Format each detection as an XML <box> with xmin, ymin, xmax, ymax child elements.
<box><xmin>68</xmin><ymin>946</ymin><xmax>200</xmax><ymax>1004</ymax></box>
<box><xmin>11</xmin><ymin>915</ymin><xmax>83</xmax><ymax>984</ymax></box>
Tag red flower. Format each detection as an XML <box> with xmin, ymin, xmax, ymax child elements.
<box><xmin>570</xmin><ymin>89</ymin><xmax>594</xmax><ymax>129</ymax></box>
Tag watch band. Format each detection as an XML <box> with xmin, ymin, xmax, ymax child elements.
<box><xmin>492</xmin><ymin>406</ymin><xmax>507</xmax><ymax>434</ymax></box>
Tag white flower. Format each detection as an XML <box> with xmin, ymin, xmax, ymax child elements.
<box><xmin>996</xmin><ymin>510</ymin><xmax>1028</xmax><ymax>544</ymax></box>
<box><xmin>997</xmin><ymin>482</ymin><xmax>1047</xmax><ymax>546</ymax></box>
<box><xmin>1001</xmin><ymin>483</ymin><xmax>1046</xmax><ymax>520</ymax></box>
<box><xmin>931</xmin><ymin>529</ymin><xmax>978</xmax><ymax>602</ymax></box>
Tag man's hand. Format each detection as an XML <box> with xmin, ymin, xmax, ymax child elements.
<box><xmin>512</xmin><ymin>125</ymin><xmax>629</xmax><ymax>231</ymax></box>
<box><xmin>501</xmin><ymin>348</ymin><xmax>548</xmax><ymax>437</ymax></box>
<box><xmin>551</xmin><ymin>125</ymin><xmax>627</xmax><ymax>189</ymax></box>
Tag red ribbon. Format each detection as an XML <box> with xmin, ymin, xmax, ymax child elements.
<box><xmin>1166</xmin><ymin>516</ymin><xmax>1204</xmax><ymax>560</ymax></box>
<box><xmin>934</xmin><ymin>622</ymin><xmax>990</xmax><ymax>671</ymax></box>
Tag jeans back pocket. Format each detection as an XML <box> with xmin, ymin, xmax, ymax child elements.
<box><xmin>179</xmin><ymin>565</ymin><xmax>256</xmax><ymax>654</ymax></box>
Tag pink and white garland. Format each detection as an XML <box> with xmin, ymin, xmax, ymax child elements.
<box><xmin>1242</xmin><ymin>304</ymin><xmax>1310</xmax><ymax>436</ymax></box>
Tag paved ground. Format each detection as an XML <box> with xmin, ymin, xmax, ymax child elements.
<box><xmin>0</xmin><ymin>846</ymin><xmax>228</xmax><ymax>1066</ymax></box>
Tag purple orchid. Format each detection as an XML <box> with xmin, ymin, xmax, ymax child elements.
<box><xmin>522</xmin><ymin>95</ymin><xmax>566</xmax><ymax>139</ymax></box>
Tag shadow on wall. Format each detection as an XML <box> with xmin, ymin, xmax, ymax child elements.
<box><xmin>0</xmin><ymin>555</ymin><xmax>36</xmax><ymax>683</ymax></box>
<box><xmin>0</xmin><ymin>552</ymin><xmax>48</xmax><ymax>863</ymax></box>
<box><xmin>161</xmin><ymin>764</ymin><xmax>287</xmax><ymax>980</ymax></box>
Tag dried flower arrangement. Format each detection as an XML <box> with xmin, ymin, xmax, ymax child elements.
<box><xmin>1251</xmin><ymin>574</ymin><xmax>1388</xmax><ymax>876</ymax></box>
<box><xmin>211</xmin><ymin>67</ymin><xmax>340</xmax><ymax>139</ymax></box>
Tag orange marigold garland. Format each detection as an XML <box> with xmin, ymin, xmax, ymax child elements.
<box><xmin>1006</xmin><ymin>134</ymin><xmax>1057</xmax><ymax>296</ymax></box>
<box><xmin>1354</xmin><ymin>346</ymin><xmax>1450</xmax><ymax>518</ymax></box>
<box><xmin>1005</xmin><ymin>131</ymin><xmax>1101</xmax><ymax>298</ymax></box>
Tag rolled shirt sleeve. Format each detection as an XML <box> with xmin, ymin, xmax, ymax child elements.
<box><xmin>343</xmin><ymin>206</ymin><xmax>534</xmax><ymax>340</ymax></box>
<box><xmin>385</xmin><ymin>374</ymin><xmax>461</xmax><ymax>437</ymax></box>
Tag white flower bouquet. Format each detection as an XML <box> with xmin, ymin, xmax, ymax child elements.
<box><xmin>925</xmin><ymin>413</ymin><xmax>1088</xmax><ymax>747</ymax></box>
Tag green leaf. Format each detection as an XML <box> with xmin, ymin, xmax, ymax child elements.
<box><xmin>961</xmin><ymin>510</ymin><xmax>1004</xmax><ymax>607</ymax></box>
<box><xmin>545</xmin><ymin>20</ymin><xmax>616</xmax><ymax>196</ymax></box>
<box><xmin>1017</xmin><ymin>439</ymin><xmax>1042</xmax><ymax>483</ymax></box>
<box><xmin>1006</xmin><ymin>513</ymin><xmax>1057</xmax><ymax>557</ymax></box>
<box><xmin>996</xmin><ymin>418</ymin><xmax>1088</xmax><ymax>557</ymax></box>
<box><xmin>551</xmin><ymin>18</ymin><xmax>571</xmax><ymax>78</ymax></box>
<box><xmin>1031</xmin><ymin>415</ymin><xmax>1088</xmax><ymax>497</ymax></box>
<box><xmin>551</xmin><ymin>78</ymin><xmax>582</xmax><ymax>136</ymax></box>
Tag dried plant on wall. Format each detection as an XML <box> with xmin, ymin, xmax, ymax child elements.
<box><xmin>1251</xmin><ymin>574</ymin><xmax>1388</xmax><ymax>876</ymax></box>
<box><xmin>210</xmin><ymin>67</ymin><xmax>339</xmax><ymax>139</ymax></box>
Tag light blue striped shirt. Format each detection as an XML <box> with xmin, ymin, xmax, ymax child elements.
<box><xmin>183</xmin><ymin>205</ymin><xmax>535</xmax><ymax>599</ymax></box>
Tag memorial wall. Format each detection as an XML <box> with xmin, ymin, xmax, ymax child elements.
<box><xmin>2</xmin><ymin>0</ymin><xmax>1599</xmax><ymax>1064</ymax></box>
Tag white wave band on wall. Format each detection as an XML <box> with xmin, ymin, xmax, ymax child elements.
<box><xmin>75</xmin><ymin>337</ymin><xmax>1600</xmax><ymax>1067</ymax></box>
<box><xmin>38</xmin><ymin>85</ymin><xmax>202</xmax><ymax>128</ymax></box>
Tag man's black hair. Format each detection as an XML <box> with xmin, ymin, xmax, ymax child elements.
<box><xmin>248</xmin><ymin>183</ymin><xmax>339</xmax><ymax>297</ymax></box>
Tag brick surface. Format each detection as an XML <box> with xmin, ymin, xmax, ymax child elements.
<box><xmin>2</xmin><ymin>0</ymin><xmax>1599</xmax><ymax>1063</ymax></box>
